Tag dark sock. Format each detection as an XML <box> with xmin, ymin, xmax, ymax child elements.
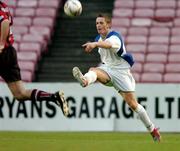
<box><xmin>31</xmin><ymin>89</ymin><xmax>56</xmax><ymax>102</ymax></box>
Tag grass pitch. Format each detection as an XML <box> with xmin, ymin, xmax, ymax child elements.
<box><xmin>0</xmin><ymin>132</ymin><xmax>179</xmax><ymax>151</ymax></box>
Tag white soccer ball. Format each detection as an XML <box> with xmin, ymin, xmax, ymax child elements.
<box><xmin>64</xmin><ymin>0</ymin><xmax>82</xmax><ymax>17</ymax></box>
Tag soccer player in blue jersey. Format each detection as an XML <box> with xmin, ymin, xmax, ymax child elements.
<box><xmin>73</xmin><ymin>13</ymin><xmax>161</xmax><ymax>142</ymax></box>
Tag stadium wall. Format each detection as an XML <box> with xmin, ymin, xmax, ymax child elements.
<box><xmin>0</xmin><ymin>83</ymin><xmax>179</xmax><ymax>132</ymax></box>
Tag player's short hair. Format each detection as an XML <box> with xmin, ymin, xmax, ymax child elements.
<box><xmin>97</xmin><ymin>13</ymin><xmax>111</xmax><ymax>24</ymax></box>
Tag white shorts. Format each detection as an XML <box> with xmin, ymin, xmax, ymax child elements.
<box><xmin>98</xmin><ymin>65</ymin><xmax>135</xmax><ymax>92</ymax></box>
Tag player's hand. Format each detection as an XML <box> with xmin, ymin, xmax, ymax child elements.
<box><xmin>82</xmin><ymin>42</ymin><xmax>97</xmax><ymax>53</ymax></box>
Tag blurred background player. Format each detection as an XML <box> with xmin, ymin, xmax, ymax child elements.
<box><xmin>0</xmin><ymin>1</ymin><xmax>69</xmax><ymax>117</ymax></box>
<box><xmin>73</xmin><ymin>13</ymin><xmax>161</xmax><ymax>142</ymax></box>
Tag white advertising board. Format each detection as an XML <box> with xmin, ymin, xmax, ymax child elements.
<box><xmin>0</xmin><ymin>83</ymin><xmax>180</xmax><ymax>132</ymax></box>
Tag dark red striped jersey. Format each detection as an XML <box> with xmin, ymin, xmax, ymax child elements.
<box><xmin>0</xmin><ymin>1</ymin><xmax>14</xmax><ymax>47</ymax></box>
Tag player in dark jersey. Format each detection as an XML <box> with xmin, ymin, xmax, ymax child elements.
<box><xmin>0</xmin><ymin>1</ymin><xmax>69</xmax><ymax>117</ymax></box>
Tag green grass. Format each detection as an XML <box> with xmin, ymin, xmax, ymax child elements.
<box><xmin>0</xmin><ymin>132</ymin><xmax>179</xmax><ymax>151</ymax></box>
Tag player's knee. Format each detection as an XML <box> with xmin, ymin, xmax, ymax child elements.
<box><xmin>13</xmin><ymin>91</ymin><xmax>27</xmax><ymax>101</ymax></box>
<box><xmin>130</xmin><ymin>103</ymin><xmax>137</xmax><ymax>110</ymax></box>
<box><xmin>123</xmin><ymin>96</ymin><xmax>137</xmax><ymax>110</ymax></box>
<box><xmin>126</xmin><ymin>100</ymin><xmax>137</xmax><ymax>110</ymax></box>
<box><xmin>14</xmin><ymin>95</ymin><xmax>24</xmax><ymax>101</ymax></box>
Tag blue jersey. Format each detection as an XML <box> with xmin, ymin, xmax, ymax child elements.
<box><xmin>95</xmin><ymin>30</ymin><xmax>134</xmax><ymax>67</ymax></box>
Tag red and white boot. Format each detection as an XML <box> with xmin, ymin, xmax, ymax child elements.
<box><xmin>151</xmin><ymin>128</ymin><xmax>161</xmax><ymax>142</ymax></box>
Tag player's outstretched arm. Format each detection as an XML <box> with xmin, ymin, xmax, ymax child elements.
<box><xmin>82</xmin><ymin>41</ymin><xmax>112</xmax><ymax>53</ymax></box>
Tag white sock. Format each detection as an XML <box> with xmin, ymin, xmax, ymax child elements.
<box><xmin>135</xmin><ymin>104</ymin><xmax>155</xmax><ymax>132</ymax></box>
<box><xmin>84</xmin><ymin>70</ymin><xmax>97</xmax><ymax>85</ymax></box>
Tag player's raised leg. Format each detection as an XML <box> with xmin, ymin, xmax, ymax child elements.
<box><xmin>72</xmin><ymin>67</ymin><xmax>88</xmax><ymax>87</ymax></box>
<box><xmin>8</xmin><ymin>81</ymin><xmax>69</xmax><ymax>117</ymax></box>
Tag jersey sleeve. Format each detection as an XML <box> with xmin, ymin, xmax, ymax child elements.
<box><xmin>0</xmin><ymin>11</ymin><xmax>9</xmax><ymax>23</ymax></box>
<box><xmin>105</xmin><ymin>35</ymin><xmax>122</xmax><ymax>53</ymax></box>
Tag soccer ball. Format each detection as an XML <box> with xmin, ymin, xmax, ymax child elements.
<box><xmin>64</xmin><ymin>0</ymin><xmax>82</xmax><ymax>17</ymax></box>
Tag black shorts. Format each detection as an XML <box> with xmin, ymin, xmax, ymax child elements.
<box><xmin>0</xmin><ymin>45</ymin><xmax>21</xmax><ymax>83</ymax></box>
